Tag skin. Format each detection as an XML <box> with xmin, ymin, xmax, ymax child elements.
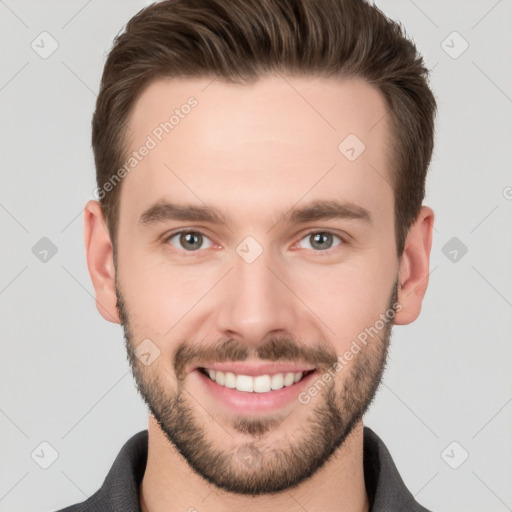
<box><xmin>84</xmin><ymin>75</ymin><xmax>434</xmax><ymax>512</ymax></box>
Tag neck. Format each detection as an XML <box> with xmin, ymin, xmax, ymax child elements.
<box><xmin>139</xmin><ymin>416</ymin><xmax>369</xmax><ymax>512</ymax></box>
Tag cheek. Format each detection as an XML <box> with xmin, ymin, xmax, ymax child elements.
<box><xmin>116</xmin><ymin>242</ymin><xmax>201</xmax><ymax>335</ymax></box>
<box><xmin>288</xmin><ymin>255</ymin><xmax>397</xmax><ymax>346</ymax></box>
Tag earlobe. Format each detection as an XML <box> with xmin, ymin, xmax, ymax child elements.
<box><xmin>394</xmin><ymin>206</ymin><xmax>435</xmax><ymax>326</ymax></box>
<box><xmin>83</xmin><ymin>200</ymin><xmax>121</xmax><ymax>324</ymax></box>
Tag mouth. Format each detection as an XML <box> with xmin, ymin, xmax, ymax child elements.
<box><xmin>192</xmin><ymin>365</ymin><xmax>319</xmax><ymax>414</ymax></box>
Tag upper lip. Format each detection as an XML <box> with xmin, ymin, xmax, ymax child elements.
<box><xmin>192</xmin><ymin>362</ymin><xmax>316</xmax><ymax>377</ymax></box>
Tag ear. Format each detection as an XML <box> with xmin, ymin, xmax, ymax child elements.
<box><xmin>394</xmin><ymin>205</ymin><xmax>435</xmax><ymax>325</ymax></box>
<box><xmin>83</xmin><ymin>200</ymin><xmax>121</xmax><ymax>324</ymax></box>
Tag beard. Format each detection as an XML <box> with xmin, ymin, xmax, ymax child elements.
<box><xmin>116</xmin><ymin>277</ymin><xmax>398</xmax><ymax>496</ymax></box>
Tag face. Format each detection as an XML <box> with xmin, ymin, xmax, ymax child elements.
<box><xmin>114</xmin><ymin>75</ymin><xmax>401</xmax><ymax>494</ymax></box>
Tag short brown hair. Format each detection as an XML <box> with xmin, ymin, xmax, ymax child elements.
<box><xmin>92</xmin><ymin>0</ymin><xmax>436</xmax><ymax>257</ymax></box>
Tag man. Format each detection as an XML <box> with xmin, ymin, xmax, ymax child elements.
<box><xmin>58</xmin><ymin>0</ymin><xmax>436</xmax><ymax>510</ymax></box>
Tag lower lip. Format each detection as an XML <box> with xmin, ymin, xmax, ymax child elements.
<box><xmin>193</xmin><ymin>369</ymin><xmax>318</xmax><ymax>414</ymax></box>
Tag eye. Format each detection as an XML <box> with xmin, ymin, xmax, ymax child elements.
<box><xmin>164</xmin><ymin>229</ymin><xmax>345</xmax><ymax>254</ymax></box>
<box><xmin>165</xmin><ymin>230</ymin><xmax>215</xmax><ymax>252</ymax></box>
<box><xmin>296</xmin><ymin>231</ymin><xmax>344</xmax><ymax>252</ymax></box>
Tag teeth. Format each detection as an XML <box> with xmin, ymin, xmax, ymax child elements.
<box><xmin>236</xmin><ymin>375</ymin><xmax>254</xmax><ymax>392</ymax></box>
<box><xmin>271</xmin><ymin>373</ymin><xmax>283</xmax><ymax>390</ymax></box>
<box><xmin>224</xmin><ymin>371</ymin><xmax>237</xmax><ymax>388</ymax></box>
<box><xmin>204</xmin><ymin>369</ymin><xmax>307</xmax><ymax>393</ymax></box>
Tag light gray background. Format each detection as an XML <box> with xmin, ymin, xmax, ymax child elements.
<box><xmin>1</xmin><ymin>1</ymin><xmax>511</xmax><ymax>511</ymax></box>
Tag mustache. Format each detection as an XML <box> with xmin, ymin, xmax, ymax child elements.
<box><xmin>174</xmin><ymin>336</ymin><xmax>339</xmax><ymax>381</ymax></box>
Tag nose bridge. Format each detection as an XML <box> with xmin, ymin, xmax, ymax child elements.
<box><xmin>214</xmin><ymin>241</ymin><xmax>298</xmax><ymax>344</ymax></box>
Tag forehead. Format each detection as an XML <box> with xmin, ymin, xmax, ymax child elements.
<box><xmin>126</xmin><ymin>74</ymin><xmax>389</xmax><ymax>154</ymax></box>
<box><xmin>119</xmin><ymin>74</ymin><xmax>393</xmax><ymax>229</ymax></box>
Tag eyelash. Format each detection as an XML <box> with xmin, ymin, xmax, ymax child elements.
<box><xmin>163</xmin><ymin>229</ymin><xmax>347</xmax><ymax>256</ymax></box>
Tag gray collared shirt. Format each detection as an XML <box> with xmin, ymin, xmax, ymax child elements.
<box><xmin>56</xmin><ymin>426</ymin><xmax>433</xmax><ymax>511</ymax></box>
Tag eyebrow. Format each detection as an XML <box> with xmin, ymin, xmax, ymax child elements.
<box><xmin>138</xmin><ymin>199</ymin><xmax>372</xmax><ymax>228</ymax></box>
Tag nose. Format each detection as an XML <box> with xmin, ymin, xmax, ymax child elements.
<box><xmin>213</xmin><ymin>244</ymin><xmax>300</xmax><ymax>347</ymax></box>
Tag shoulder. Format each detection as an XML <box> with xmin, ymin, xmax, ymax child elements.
<box><xmin>52</xmin><ymin>430</ymin><xmax>148</xmax><ymax>512</ymax></box>
<box><xmin>363</xmin><ymin>426</ymin><xmax>435</xmax><ymax>512</ymax></box>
